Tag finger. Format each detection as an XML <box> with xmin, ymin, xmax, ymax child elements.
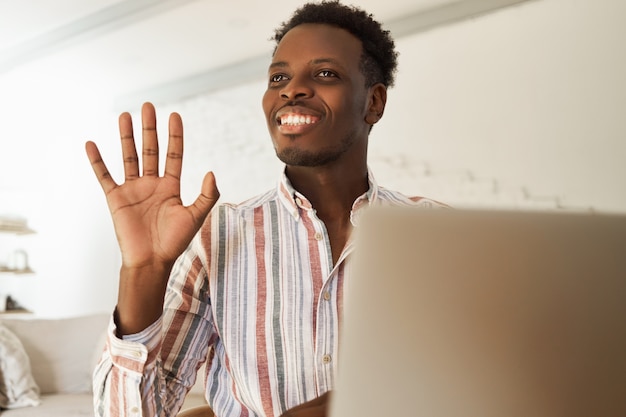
<box><xmin>118</xmin><ymin>112</ymin><xmax>139</xmax><ymax>181</ymax></box>
<box><xmin>163</xmin><ymin>112</ymin><xmax>183</xmax><ymax>181</ymax></box>
<box><xmin>141</xmin><ymin>102</ymin><xmax>159</xmax><ymax>177</ymax></box>
<box><xmin>85</xmin><ymin>141</ymin><xmax>118</xmax><ymax>194</ymax></box>
<box><xmin>188</xmin><ymin>171</ymin><xmax>220</xmax><ymax>226</ymax></box>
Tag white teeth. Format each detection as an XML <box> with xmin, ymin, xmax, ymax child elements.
<box><xmin>280</xmin><ymin>114</ymin><xmax>316</xmax><ymax>126</ymax></box>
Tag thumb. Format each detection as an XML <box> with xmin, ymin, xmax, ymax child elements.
<box><xmin>188</xmin><ymin>171</ymin><xmax>220</xmax><ymax>224</ymax></box>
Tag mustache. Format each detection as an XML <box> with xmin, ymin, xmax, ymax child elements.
<box><xmin>282</xmin><ymin>100</ymin><xmax>305</xmax><ymax>108</ymax></box>
<box><xmin>277</xmin><ymin>100</ymin><xmax>321</xmax><ymax>115</ymax></box>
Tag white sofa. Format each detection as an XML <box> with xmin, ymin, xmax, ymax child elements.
<box><xmin>0</xmin><ymin>313</ymin><xmax>206</xmax><ymax>416</ymax></box>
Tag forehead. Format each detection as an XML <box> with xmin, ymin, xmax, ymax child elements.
<box><xmin>273</xmin><ymin>23</ymin><xmax>363</xmax><ymax>66</ymax></box>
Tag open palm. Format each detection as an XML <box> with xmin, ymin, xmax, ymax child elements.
<box><xmin>86</xmin><ymin>102</ymin><xmax>219</xmax><ymax>270</ymax></box>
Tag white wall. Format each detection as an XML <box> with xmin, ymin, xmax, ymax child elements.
<box><xmin>0</xmin><ymin>0</ymin><xmax>624</xmax><ymax>318</ymax></box>
<box><xmin>374</xmin><ymin>0</ymin><xmax>626</xmax><ymax>212</ymax></box>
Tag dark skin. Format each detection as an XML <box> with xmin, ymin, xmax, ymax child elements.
<box><xmin>86</xmin><ymin>23</ymin><xmax>387</xmax><ymax>417</ymax></box>
<box><xmin>263</xmin><ymin>23</ymin><xmax>387</xmax><ymax>265</ymax></box>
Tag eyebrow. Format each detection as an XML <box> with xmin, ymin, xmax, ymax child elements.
<box><xmin>268</xmin><ymin>58</ymin><xmax>347</xmax><ymax>72</ymax></box>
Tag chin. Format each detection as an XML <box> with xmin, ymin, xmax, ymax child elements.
<box><xmin>277</xmin><ymin>148</ymin><xmax>342</xmax><ymax>167</ymax></box>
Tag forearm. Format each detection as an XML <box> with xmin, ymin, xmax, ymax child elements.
<box><xmin>115</xmin><ymin>262</ymin><xmax>173</xmax><ymax>336</ymax></box>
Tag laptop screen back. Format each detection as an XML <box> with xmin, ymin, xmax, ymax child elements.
<box><xmin>330</xmin><ymin>208</ymin><xmax>626</xmax><ymax>417</ymax></box>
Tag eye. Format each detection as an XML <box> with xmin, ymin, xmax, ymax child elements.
<box><xmin>317</xmin><ymin>70</ymin><xmax>337</xmax><ymax>78</ymax></box>
<box><xmin>269</xmin><ymin>73</ymin><xmax>289</xmax><ymax>84</ymax></box>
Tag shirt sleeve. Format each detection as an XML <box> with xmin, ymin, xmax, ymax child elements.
<box><xmin>92</xmin><ymin>315</ymin><xmax>164</xmax><ymax>417</ymax></box>
<box><xmin>92</xmin><ymin>234</ymin><xmax>213</xmax><ymax>417</ymax></box>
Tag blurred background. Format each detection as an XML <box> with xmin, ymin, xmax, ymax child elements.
<box><xmin>0</xmin><ymin>0</ymin><xmax>624</xmax><ymax>317</ymax></box>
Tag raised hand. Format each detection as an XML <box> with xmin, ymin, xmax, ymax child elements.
<box><xmin>85</xmin><ymin>102</ymin><xmax>219</xmax><ymax>334</ymax></box>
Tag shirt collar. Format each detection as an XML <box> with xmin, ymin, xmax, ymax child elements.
<box><xmin>276</xmin><ymin>167</ymin><xmax>380</xmax><ymax>223</ymax></box>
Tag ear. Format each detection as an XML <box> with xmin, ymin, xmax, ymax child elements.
<box><xmin>364</xmin><ymin>83</ymin><xmax>387</xmax><ymax>125</ymax></box>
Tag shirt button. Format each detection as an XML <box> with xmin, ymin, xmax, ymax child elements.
<box><xmin>322</xmin><ymin>354</ymin><xmax>332</xmax><ymax>364</ymax></box>
<box><xmin>323</xmin><ymin>291</ymin><xmax>331</xmax><ymax>301</ymax></box>
<box><xmin>314</xmin><ymin>232</ymin><xmax>323</xmax><ymax>241</ymax></box>
<box><xmin>132</xmin><ymin>351</ymin><xmax>142</xmax><ymax>358</ymax></box>
<box><xmin>295</xmin><ymin>197</ymin><xmax>303</xmax><ymax>207</ymax></box>
<box><xmin>130</xmin><ymin>406</ymin><xmax>140</xmax><ymax>413</ymax></box>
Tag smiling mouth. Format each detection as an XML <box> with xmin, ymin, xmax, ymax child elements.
<box><xmin>278</xmin><ymin>113</ymin><xmax>320</xmax><ymax>126</ymax></box>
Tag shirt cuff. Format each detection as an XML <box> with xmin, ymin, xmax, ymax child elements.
<box><xmin>106</xmin><ymin>314</ymin><xmax>163</xmax><ymax>374</ymax></box>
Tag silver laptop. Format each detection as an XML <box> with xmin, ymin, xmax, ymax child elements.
<box><xmin>330</xmin><ymin>208</ymin><xmax>626</xmax><ymax>417</ymax></box>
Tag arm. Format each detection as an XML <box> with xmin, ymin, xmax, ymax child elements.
<box><xmin>280</xmin><ymin>392</ymin><xmax>332</xmax><ymax>417</ymax></box>
<box><xmin>93</xmin><ymin>250</ymin><xmax>213</xmax><ymax>417</ymax></box>
<box><xmin>87</xmin><ymin>102</ymin><xmax>219</xmax><ymax>416</ymax></box>
<box><xmin>86</xmin><ymin>102</ymin><xmax>218</xmax><ymax>334</ymax></box>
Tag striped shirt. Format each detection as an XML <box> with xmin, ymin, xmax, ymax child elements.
<box><xmin>93</xmin><ymin>169</ymin><xmax>445</xmax><ymax>417</ymax></box>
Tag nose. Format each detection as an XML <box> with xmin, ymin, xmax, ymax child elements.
<box><xmin>280</xmin><ymin>75</ymin><xmax>313</xmax><ymax>101</ymax></box>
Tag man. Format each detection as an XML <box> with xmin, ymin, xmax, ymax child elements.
<box><xmin>86</xmin><ymin>2</ymin><xmax>444</xmax><ymax>416</ymax></box>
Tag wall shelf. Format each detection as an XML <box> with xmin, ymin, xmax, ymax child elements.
<box><xmin>0</xmin><ymin>217</ymin><xmax>36</xmax><ymax>235</ymax></box>
<box><xmin>0</xmin><ymin>227</ymin><xmax>36</xmax><ymax>235</ymax></box>
<box><xmin>0</xmin><ymin>267</ymin><xmax>35</xmax><ymax>275</ymax></box>
<box><xmin>0</xmin><ymin>216</ymin><xmax>36</xmax><ymax>275</ymax></box>
<box><xmin>0</xmin><ymin>308</ymin><xmax>33</xmax><ymax>315</ymax></box>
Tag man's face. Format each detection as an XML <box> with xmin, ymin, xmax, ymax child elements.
<box><xmin>262</xmin><ymin>23</ymin><xmax>372</xmax><ymax>167</ymax></box>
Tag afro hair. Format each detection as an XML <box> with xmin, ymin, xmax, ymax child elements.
<box><xmin>272</xmin><ymin>1</ymin><xmax>399</xmax><ymax>88</ymax></box>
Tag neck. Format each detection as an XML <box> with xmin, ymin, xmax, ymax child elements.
<box><xmin>285</xmin><ymin>163</ymin><xmax>369</xmax><ymax>221</ymax></box>
<box><xmin>286</xmin><ymin>163</ymin><xmax>369</xmax><ymax>265</ymax></box>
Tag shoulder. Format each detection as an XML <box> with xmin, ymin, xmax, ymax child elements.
<box><xmin>189</xmin><ymin>188</ymin><xmax>280</xmax><ymax>255</ymax></box>
<box><xmin>200</xmin><ymin>187</ymin><xmax>281</xmax><ymax>228</ymax></box>
<box><xmin>375</xmin><ymin>186</ymin><xmax>450</xmax><ymax>209</ymax></box>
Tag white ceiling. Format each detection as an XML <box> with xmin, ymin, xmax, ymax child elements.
<box><xmin>0</xmin><ymin>0</ymin><xmax>529</xmax><ymax>109</ymax></box>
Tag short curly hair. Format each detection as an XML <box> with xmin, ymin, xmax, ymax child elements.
<box><xmin>272</xmin><ymin>1</ymin><xmax>398</xmax><ymax>88</ymax></box>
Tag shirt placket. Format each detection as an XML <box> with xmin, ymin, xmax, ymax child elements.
<box><xmin>314</xmin><ymin>263</ymin><xmax>341</xmax><ymax>393</ymax></box>
<box><xmin>297</xmin><ymin>198</ymin><xmax>340</xmax><ymax>394</ymax></box>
